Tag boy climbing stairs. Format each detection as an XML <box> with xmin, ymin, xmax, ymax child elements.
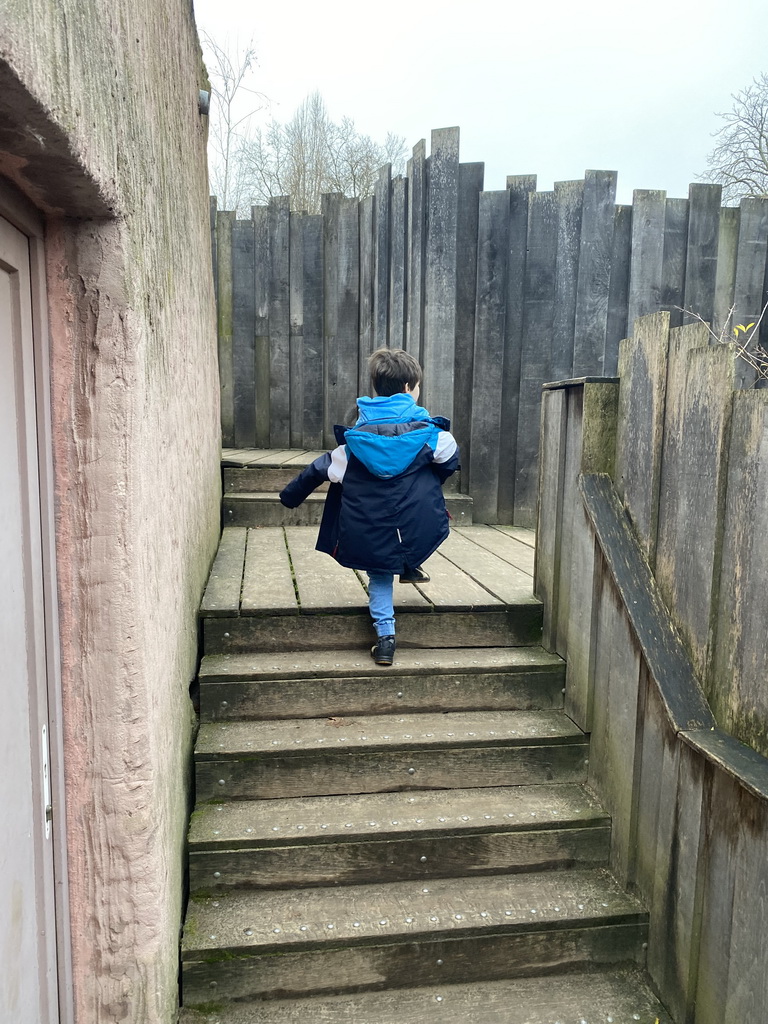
<box><xmin>179</xmin><ymin>451</ymin><xmax>672</xmax><ymax>1023</ymax></box>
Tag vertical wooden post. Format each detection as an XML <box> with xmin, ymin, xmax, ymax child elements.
<box><xmin>551</xmin><ymin>179</ymin><xmax>584</xmax><ymax>381</ymax></box>
<box><xmin>515</xmin><ymin>189</ymin><xmax>558</xmax><ymax>527</ymax></box>
<box><xmin>289</xmin><ymin>211</ymin><xmax>304</xmax><ymax>449</ymax></box>
<box><xmin>253</xmin><ymin>206</ymin><xmax>271</xmax><ymax>447</ymax></box>
<box><xmin>732</xmin><ymin>197</ymin><xmax>768</xmax><ymax>388</ymax></box>
<box><xmin>423</xmin><ymin>127</ymin><xmax>460</xmax><ymax>420</ymax></box>
<box><xmin>268</xmin><ymin>196</ymin><xmax>291</xmax><ymax>447</ymax></box>
<box><xmin>301</xmin><ymin>214</ymin><xmax>324</xmax><ymax>448</ymax></box>
<box><xmin>683</xmin><ymin>183</ymin><xmax>722</xmax><ymax>327</ymax></box>
<box><xmin>454</xmin><ymin>161</ymin><xmax>484</xmax><ymax>489</ymax></box>
<box><xmin>713</xmin><ymin>206</ymin><xmax>740</xmax><ymax>340</ymax></box>
<box><xmin>627</xmin><ymin>189</ymin><xmax>666</xmax><ymax>332</ymax></box>
<box><xmin>389</xmin><ymin>175</ymin><xmax>408</xmax><ymax>349</ymax></box>
<box><xmin>498</xmin><ymin>175</ymin><xmax>536</xmax><ymax>521</ymax></box>
<box><xmin>358</xmin><ymin>195</ymin><xmax>375</xmax><ymax>403</ymax></box>
<box><xmin>605</xmin><ymin>204</ymin><xmax>632</xmax><ymax>375</ymax></box>
<box><xmin>216</xmin><ymin>209</ymin><xmax>235</xmax><ymax>447</ymax></box>
<box><xmin>232</xmin><ymin>216</ymin><xmax>256</xmax><ymax>447</ymax></box>
<box><xmin>373</xmin><ymin>163</ymin><xmax>391</xmax><ymax>349</ymax></box>
<box><xmin>469</xmin><ymin>190</ymin><xmax>509</xmax><ymax>523</ymax></box>
<box><xmin>323</xmin><ymin>194</ymin><xmax>359</xmax><ymax>443</ymax></box>
<box><xmin>661</xmin><ymin>197</ymin><xmax>690</xmax><ymax>328</ymax></box>
<box><xmin>210</xmin><ymin>196</ymin><xmax>218</xmax><ymax>307</ymax></box>
<box><xmin>573</xmin><ymin>170</ymin><xmax>618</xmax><ymax>376</ymax></box>
<box><xmin>406</xmin><ymin>140</ymin><xmax>427</xmax><ymax>361</ymax></box>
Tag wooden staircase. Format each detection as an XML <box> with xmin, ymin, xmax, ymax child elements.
<box><xmin>179</xmin><ymin>451</ymin><xmax>672</xmax><ymax>1023</ymax></box>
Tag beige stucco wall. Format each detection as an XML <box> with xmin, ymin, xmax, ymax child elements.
<box><xmin>0</xmin><ymin>2</ymin><xmax>221</xmax><ymax>1022</ymax></box>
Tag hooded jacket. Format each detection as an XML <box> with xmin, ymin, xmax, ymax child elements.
<box><xmin>279</xmin><ymin>393</ymin><xmax>459</xmax><ymax>572</ymax></box>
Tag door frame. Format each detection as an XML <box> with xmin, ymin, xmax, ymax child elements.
<box><xmin>0</xmin><ymin>180</ymin><xmax>74</xmax><ymax>1024</ymax></box>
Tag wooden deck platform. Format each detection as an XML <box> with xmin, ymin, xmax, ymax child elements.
<box><xmin>200</xmin><ymin>524</ymin><xmax>540</xmax><ymax>653</ymax></box>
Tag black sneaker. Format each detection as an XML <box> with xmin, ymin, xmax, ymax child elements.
<box><xmin>399</xmin><ymin>566</ymin><xmax>430</xmax><ymax>584</ymax></box>
<box><xmin>371</xmin><ymin>635</ymin><xmax>396</xmax><ymax>665</ymax></box>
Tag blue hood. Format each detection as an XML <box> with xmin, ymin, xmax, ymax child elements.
<box><xmin>346</xmin><ymin>394</ymin><xmax>439</xmax><ymax>479</ymax></box>
<box><xmin>355</xmin><ymin>393</ymin><xmax>433</xmax><ymax>425</ymax></box>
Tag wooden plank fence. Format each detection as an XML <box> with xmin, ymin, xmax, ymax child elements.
<box><xmin>211</xmin><ymin>127</ymin><xmax>768</xmax><ymax>526</ymax></box>
<box><xmin>536</xmin><ymin>331</ymin><xmax>768</xmax><ymax>1019</ymax></box>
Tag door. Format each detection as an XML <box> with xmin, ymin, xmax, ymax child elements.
<box><xmin>0</xmin><ymin>215</ymin><xmax>60</xmax><ymax>1021</ymax></box>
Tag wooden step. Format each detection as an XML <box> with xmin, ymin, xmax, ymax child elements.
<box><xmin>180</xmin><ymin>967</ymin><xmax>673</xmax><ymax>1022</ymax></box>
<box><xmin>188</xmin><ymin>784</ymin><xmax>610</xmax><ymax>892</ymax></box>
<box><xmin>223</xmin><ymin>464</ymin><xmax>466</xmax><ymax>495</ymax></box>
<box><xmin>194</xmin><ymin>710</ymin><xmax>589</xmax><ymax>801</ymax></box>
<box><xmin>181</xmin><ymin>869</ymin><xmax>649</xmax><ymax>1004</ymax></box>
<box><xmin>222</xmin><ymin>492</ymin><xmax>474</xmax><ymax>527</ymax></box>
<box><xmin>197</xmin><ymin>647</ymin><xmax>565</xmax><ymax>721</ymax></box>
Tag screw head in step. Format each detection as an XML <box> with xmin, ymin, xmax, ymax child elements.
<box><xmin>436</xmin><ymin>959</ymin><xmax>444</xmax><ymax>966</ymax></box>
<box><xmin>408</xmin><ymin>768</ymin><xmax>416</xmax><ymax>775</ymax></box>
<box><xmin>420</xmin><ymin>856</ymin><xmax>427</xmax><ymax>863</ymax></box>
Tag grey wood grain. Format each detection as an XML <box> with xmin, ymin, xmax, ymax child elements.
<box><xmin>604</xmin><ymin>202</ymin><xmax>632</xmax><ymax>374</ymax></box>
<box><xmin>389</xmin><ymin>175</ymin><xmax>408</xmax><ymax>348</ymax></box>
<box><xmin>573</xmin><ymin>170</ymin><xmax>618</xmax><ymax>375</ymax></box>
<box><xmin>232</xmin><ymin>217</ymin><xmax>256</xmax><ymax>446</ymax></box>
<box><xmin>551</xmin><ymin>180</ymin><xmax>584</xmax><ymax>381</ymax></box>
<box><xmin>200</xmin><ymin>527</ymin><xmax>247</xmax><ymax>617</ymax></box>
<box><xmin>253</xmin><ymin>205</ymin><xmax>271</xmax><ymax>446</ymax></box>
<box><xmin>626</xmin><ymin>189</ymin><xmax>666</xmax><ymax>333</ymax></box>
<box><xmin>661</xmin><ymin>197</ymin><xmax>689</xmax><ymax>328</ymax></box>
<box><xmin>323</xmin><ymin>195</ymin><xmax>358</xmax><ymax>442</ymax></box>
<box><xmin>240</xmin><ymin>527</ymin><xmax>298</xmax><ymax>615</ymax></box>
<box><xmin>373</xmin><ymin>163</ymin><xmax>391</xmax><ymax>348</ymax></box>
<box><xmin>216</xmin><ymin>210</ymin><xmax>235</xmax><ymax>446</ymax></box>
<box><xmin>269</xmin><ymin>196</ymin><xmax>291</xmax><ymax>445</ymax></box>
<box><xmin>683</xmin><ymin>183</ymin><xmax>722</xmax><ymax>327</ymax></box>
<box><xmin>357</xmin><ymin>195</ymin><xmax>375</xmax><ymax>410</ymax></box>
<box><xmin>406</xmin><ymin>140</ymin><xmax>427</xmax><ymax>361</ymax></box>
<box><xmin>469</xmin><ymin>190</ymin><xmax>510</xmax><ymax>523</ymax></box>
<box><xmin>732</xmin><ymin>197</ymin><xmax>768</xmax><ymax>387</ymax></box>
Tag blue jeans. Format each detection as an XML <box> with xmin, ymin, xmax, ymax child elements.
<box><xmin>367</xmin><ymin>571</ymin><xmax>395</xmax><ymax>636</ymax></box>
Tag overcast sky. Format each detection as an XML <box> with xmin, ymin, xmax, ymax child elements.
<box><xmin>193</xmin><ymin>0</ymin><xmax>768</xmax><ymax>205</ymax></box>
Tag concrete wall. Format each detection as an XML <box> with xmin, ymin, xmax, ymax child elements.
<box><xmin>0</xmin><ymin>2</ymin><xmax>221</xmax><ymax>1022</ymax></box>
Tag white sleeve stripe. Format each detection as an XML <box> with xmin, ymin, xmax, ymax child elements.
<box><xmin>328</xmin><ymin>445</ymin><xmax>348</xmax><ymax>483</ymax></box>
<box><xmin>433</xmin><ymin>432</ymin><xmax>458</xmax><ymax>463</ymax></box>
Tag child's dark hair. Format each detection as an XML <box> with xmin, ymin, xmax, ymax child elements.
<box><xmin>369</xmin><ymin>347</ymin><xmax>422</xmax><ymax>396</ymax></box>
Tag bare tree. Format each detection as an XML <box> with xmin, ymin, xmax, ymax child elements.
<box><xmin>703</xmin><ymin>73</ymin><xmax>768</xmax><ymax>204</ymax></box>
<box><xmin>202</xmin><ymin>33</ymin><xmax>267</xmax><ymax>214</ymax></box>
<box><xmin>241</xmin><ymin>91</ymin><xmax>407</xmax><ymax>213</ymax></box>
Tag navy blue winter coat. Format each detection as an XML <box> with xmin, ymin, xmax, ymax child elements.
<box><xmin>279</xmin><ymin>393</ymin><xmax>459</xmax><ymax>573</ymax></box>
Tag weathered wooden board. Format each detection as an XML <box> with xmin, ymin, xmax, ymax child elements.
<box><xmin>491</xmin><ymin>525</ymin><xmax>535</xmax><ymax>549</ymax></box>
<box><xmin>423</xmin><ymin>127</ymin><xmax>460</xmax><ymax>421</ymax></box>
<box><xmin>216</xmin><ymin>210</ymin><xmax>235</xmax><ymax>446</ymax></box>
<box><xmin>587</xmin><ymin>564</ymin><xmax>642</xmax><ymax>887</ymax></box>
<box><xmin>299</xmin><ymin>213</ymin><xmax>324</xmax><ymax>448</ymax></box>
<box><xmin>614</xmin><ymin>310</ymin><xmax>670</xmax><ymax>563</ymax></box>
<box><xmin>209</xmin><ymin>196</ymin><xmax>218</xmax><ymax>304</ymax></box>
<box><xmin>435</xmin><ymin>529</ymin><xmax>534</xmax><ymax>606</ymax></box>
<box><xmin>182</xmin><ymin>922</ymin><xmax>648</xmax><ymax>1006</ymax></box>
<box><xmin>204</xmin><ymin>606</ymin><xmax>541</xmax><ymax>654</ymax></box>
<box><xmin>289</xmin><ymin>212</ymin><xmax>305</xmax><ymax>448</ymax></box>
<box><xmin>389</xmin><ymin>175</ymin><xmax>408</xmax><ymax>348</ymax></box>
<box><xmin>199</xmin><ymin>665</ymin><xmax>564</xmax><ymax>722</ymax></box>
<box><xmin>469</xmin><ymin>190</ymin><xmax>510</xmax><ymax>523</ymax></box>
<box><xmin>200</xmin><ymin>528</ymin><xmax>246</xmax><ymax>617</ymax></box>
<box><xmin>240</xmin><ymin>528</ymin><xmax>298</xmax><ymax>615</ymax></box>
<box><xmin>196</xmin><ymin>739</ymin><xmax>588</xmax><ymax>801</ymax></box>
<box><xmin>323</xmin><ymin>195</ymin><xmax>358</xmax><ymax>441</ymax></box>
<box><xmin>269</xmin><ymin>197</ymin><xmax>291</xmax><ymax>446</ymax></box>
<box><xmin>632</xmin><ymin>663</ymin><xmax>665</xmax><ymax>900</ymax></box>
<box><xmin>232</xmin><ymin>217</ymin><xmax>256</xmax><ymax>447</ymax></box>
<box><xmin>626</xmin><ymin>189</ymin><xmax>666</xmax><ymax>333</ymax></box>
<box><xmin>661</xmin><ymin>197</ymin><xmax>689</xmax><ymax>328</ymax></box>
<box><xmin>454</xmin><ymin>161</ymin><xmax>484</xmax><ymax>488</ymax></box>
<box><xmin>551</xmin><ymin>180</ymin><xmax>584</xmax><ymax>381</ymax></box>
<box><xmin>284</xmin><ymin>527</ymin><xmax>368</xmax><ymax>611</ymax></box>
<box><xmin>183</xmin><ymin>868</ymin><xmax>642</xmax><ymax>959</ymax></box>
<box><xmin>418</xmin><ymin>549</ymin><xmax>507</xmax><ymax>611</ymax></box>
<box><xmin>647</xmin><ymin>734</ymin><xmax>704</xmax><ymax>1022</ymax></box>
<box><xmin>498</xmin><ymin>175</ymin><xmax>536</xmax><ymax>520</ymax></box>
<box><xmin>180</xmin><ymin>968</ymin><xmax>670</xmax><ymax>1023</ymax></box>
<box><xmin>534</xmin><ymin>388</ymin><xmax>566</xmax><ymax>651</ymax></box>
<box><xmin>713</xmin><ymin>205</ymin><xmax>740</xmax><ymax>339</ymax></box>
<box><xmin>515</xmin><ymin>190</ymin><xmax>558</xmax><ymax>527</ymax></box>
<box><xmin>189</xmin><ymin>826</ymin><xmax>609</xmax><ymax>892</ymax></box>
<box><xmin>373</xmin><ymin>163</ymin><xmax>391</xmax><ymax>349</ymax></box>
<box><xmin>692</xmin><ymin>767</ymin><xmax>740</xmax><ymax>1023</ymax></box>
<box><xmin>357</xmin><ymin>195</ymin><xmax>375</xmax><ymax>406</ymax></box>
<box><xmin>253</xmin><ymin>205</ymin><xmax>271</xmax><ymax>446</ymax></box>
<box><xmin>712</xmin><ymin>390</ymin><xmax>768</xmax><ymax>749</ymax></box>
<box><xmin>655</xmin><ymin>338</ymin><xmax>734</xmax><ymax>682</ymax></box>
<box><xmin>683</xmin><ymin>183</ymin><xmax>722</xmax><ymax>328</ymax></box>
<box><xmin>604</xmin><ymin>203</ymin><xmax>632</xmax><ymax>374</ymax></box>
<box><xmin>406</xmin><ymin>140</ymin><xmax>427</xmax><ymax>361</ymax></box>
<box><xmin>579</xmin><ymin>473</ymin><xmax>715</xmax><ymax>733</ymax></box>
<box><xmin>573</xmin><ymin>170</ymin><xmax>618</xmax><ymax>376</ymax></box>
<box><xmin>723</xmin><ymin>787</ymin><xmax>768</xmax><ymax>1020</ymax></box>
<box><xmin>455</xmin><ymin>525</ymin><xmax>535</xmax><ymax>577</ymax></box>
<box><xmin>732</xmin><ymin>197</ymin><xmax>768</xmax><ymax>387</ymax></box>
<box><xmin>189</xmin><ymin>782</ymin><xmax>603</xmax><ymax>847</ymax></box>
